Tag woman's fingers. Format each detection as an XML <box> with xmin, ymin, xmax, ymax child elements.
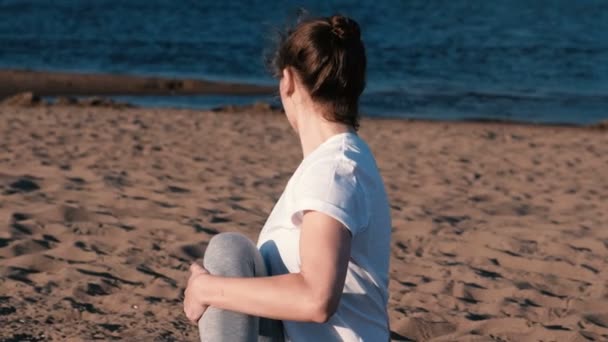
<box><xmin>183</xmin><ymin>277</ymin><xmax>207</xmax><ymax>323</ymax></box>
<box><xmin>183</xmin><ymin>261</ymin><xmax>210</xmax><ymax>323</ymax></box>
<box><xmin>190</xmin><ymin>262</ymin><xmax>208</xmax><ymax>275</ymax></box>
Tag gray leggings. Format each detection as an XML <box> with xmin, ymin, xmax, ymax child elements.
<box><xmin>198</xmin><ymin>232</ymin><xmax>285</xmax><ymax>342</ymax></box>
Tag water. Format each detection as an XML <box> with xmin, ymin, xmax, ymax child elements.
<box><xmin>1</xmin><ymin>0</ymin><xmax>607</xmax><ymax>124</ymax></box>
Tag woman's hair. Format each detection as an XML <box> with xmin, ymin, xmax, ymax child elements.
<box><xmin>269</xmin><ymin>14</ymin><xmax>366</xmax><ymax>130</ymax></box>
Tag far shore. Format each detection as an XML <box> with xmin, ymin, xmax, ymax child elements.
<box><xmin>1</xmin><ymin>68</ymin><xmax>606</xmax><ymax>130</ymax></box>
<box><xmin>0</xmin><ymin>69</ymin><xmax>276</xmax><ymax>98</ymax></box>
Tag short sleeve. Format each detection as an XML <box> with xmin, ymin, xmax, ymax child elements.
<box><xmin>291</xmin><ymin>158</ymin><xmax>369</xmax><ymax>235</ymax></box>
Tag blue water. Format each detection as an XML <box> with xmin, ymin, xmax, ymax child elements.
<box><xmin>1</xmin><ymin>0</ymin><xmax>607</xmax><ymax>124</ymax></box>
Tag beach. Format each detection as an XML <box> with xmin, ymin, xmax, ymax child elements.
<box><xmin>0</xmin><ymin>99</ymin><xmax>606</xmax><ymax>341</ymax></box>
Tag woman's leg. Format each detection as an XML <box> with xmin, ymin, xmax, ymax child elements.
<box><xmin>198</xmin><ymin>232</ymin><xmax>284</xmax><ymax>342</ymax></box>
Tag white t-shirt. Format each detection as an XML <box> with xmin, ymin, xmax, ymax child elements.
<box><xmin>257</xmin><ymin>132</ymin><xmax>391</xmax><ymax>342</ymax></box>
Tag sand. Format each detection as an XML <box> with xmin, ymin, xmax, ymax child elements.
<box><xmin>0</xmin><ymin>103</ymin><xmax>607</xmax><ymax>341</ymax></box>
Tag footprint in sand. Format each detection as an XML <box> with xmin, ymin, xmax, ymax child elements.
<box><xmin>63</xmin><ymin>297</ymin><xmax>103</xmax><ymax>314</ymax></box>
<box><xmin>0</xmin><ymin>237</ymin><xmax>12</xmax><ymax>248</ymax></box>
<box><xmin>179</xmin><ymin>243</ymin><xmax>207</xmax><ymax>260</ymax></box>
<box><xmin>166</xmin><ymin>185</ymin><xmax>190</xmax><ymax>194</ymax></box>
<box><xmin>84</xmin><ymin>283</ymin><xmax>111</xmax><ymax>296</ymax></box>
<box><xmin>12</xmin><ymin>212</ymin><xmax>32</xmax><ymax>221</ymax></box>
<box><xmin>64</xmin><ymin>176</ymin><xmax>87</xmax><ymax>191</ymax></box>
<box><xmin>135</xmin><ymin>264</ymin><xmax>178</xmax><ymax>288</ymax></box>
<box><xmin>5</xmin><ymin>266</ymin><xmax>39</xmax><ymax>286</ymax></box>
<box><xmin>3</xmin><ymin>176</ymin><xmax>41</xmax><ymax>195</ymax></box>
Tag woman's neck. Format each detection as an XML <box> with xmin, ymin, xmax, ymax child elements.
<box><xmin>296</xmin><ymin>106</ymin><xmax>354</xmax><ymax>159</ymax></box>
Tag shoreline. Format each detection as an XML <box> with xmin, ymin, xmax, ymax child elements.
<box><xmin>0</xmin><ymin>68</ymin><xmax>606</xmax><ymax>129</ymax></box>
<box><xmin>0</xmin><ymin>69</ymin><xmax>276</xmax><ymax>97</ymax></box>
<box><xmin>2</xmin><ymin>91</ymin><xmax>606</xmax><ymax>131</ymax></box>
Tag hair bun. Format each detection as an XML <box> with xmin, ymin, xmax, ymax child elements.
<box><xmin>329</xmin><ymin>15</ymin><xmax>360</xmax><ymax>42</ymax></box>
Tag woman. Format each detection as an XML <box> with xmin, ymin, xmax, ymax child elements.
<box><xmin>184</xmin><ymin>14</ymin><xmax>391</xmax><ymax>342</ymax></box>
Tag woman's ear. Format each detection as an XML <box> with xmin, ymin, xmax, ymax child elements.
<box><xmin>282</xmin><ymin>67</ymin><xmax>295</xmax><ymax>97</ymax></box>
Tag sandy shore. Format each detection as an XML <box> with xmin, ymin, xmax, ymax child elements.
<box><xmin>0</xmin><ymin>102</ymin><xmax>607</xmax><ymax>341</ymax></box>
<box><xmin>0</xmin><ymin>69</ymin><xmax>275</xmax><ymax>98</ymax></box>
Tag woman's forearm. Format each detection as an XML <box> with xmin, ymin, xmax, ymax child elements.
<box><xmin>192</xmin><ymin>272</ymin><xmax>332</xmax><ymax>323</ymax></box>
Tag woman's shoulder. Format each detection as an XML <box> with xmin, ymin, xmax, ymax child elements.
<box><xmin>312</xmin><ymin>133</ymin><xmax>371</xmax><ymax>162</ymax></box>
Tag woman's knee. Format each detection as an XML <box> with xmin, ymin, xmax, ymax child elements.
<box><xmin>203</xmin><ymin>232</ymin><xmax>260</xmax><ymax>277</ymax></box>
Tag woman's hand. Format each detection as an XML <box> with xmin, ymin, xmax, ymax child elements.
<box><xmin>183</xmin><ymin>263</ymin><xmax>209</xmax><ymax>323</ymax></box>
<box><xmin>180</xmin><ymin>211</ymin><xmax>351</xmax><ymax>323</ymax></box>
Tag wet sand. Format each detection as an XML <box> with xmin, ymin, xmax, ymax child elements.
<box><xmin>0</xmin><ymin>69</ymin><xmax>275</xmax><ymax>97</ymax></box>
<box><xmin>0</xmin><ymin>103</ymin><xmax>607</xmax><ymax>341</ymax></box>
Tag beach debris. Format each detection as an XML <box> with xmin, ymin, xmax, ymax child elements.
<box><xmin>55</xmin><ymin>96</ymin><xmax>79</xmax><ymax>105</ymax></box>
<box><xmin>212</xmin><ymin>101</ymin><xmax>282</xmax><ymax>113</ymax></box>
<box><xmin>78</xmin><ymin>96</ymin><xmax>132</xmax><ymax>108</ymax></box>
<box><xmin>0</xmin><ymin>91</ymin><xmax>42</xmax><ymax>106</ymax></box>
<box><xmin>80</xmin><ymin>96</ymin><xmax>113</xmax><ymax>106</ymax></box>
<box><xmin>591</xmin><ymin>120</ymin><xmax>608</xmax><ymax>131</ymax></box>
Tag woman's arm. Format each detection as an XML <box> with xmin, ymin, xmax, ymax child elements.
<box><xmin>185</xmin><ymin>210</ymin><xmax>352</xmax><ymax>323</ymax></box>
